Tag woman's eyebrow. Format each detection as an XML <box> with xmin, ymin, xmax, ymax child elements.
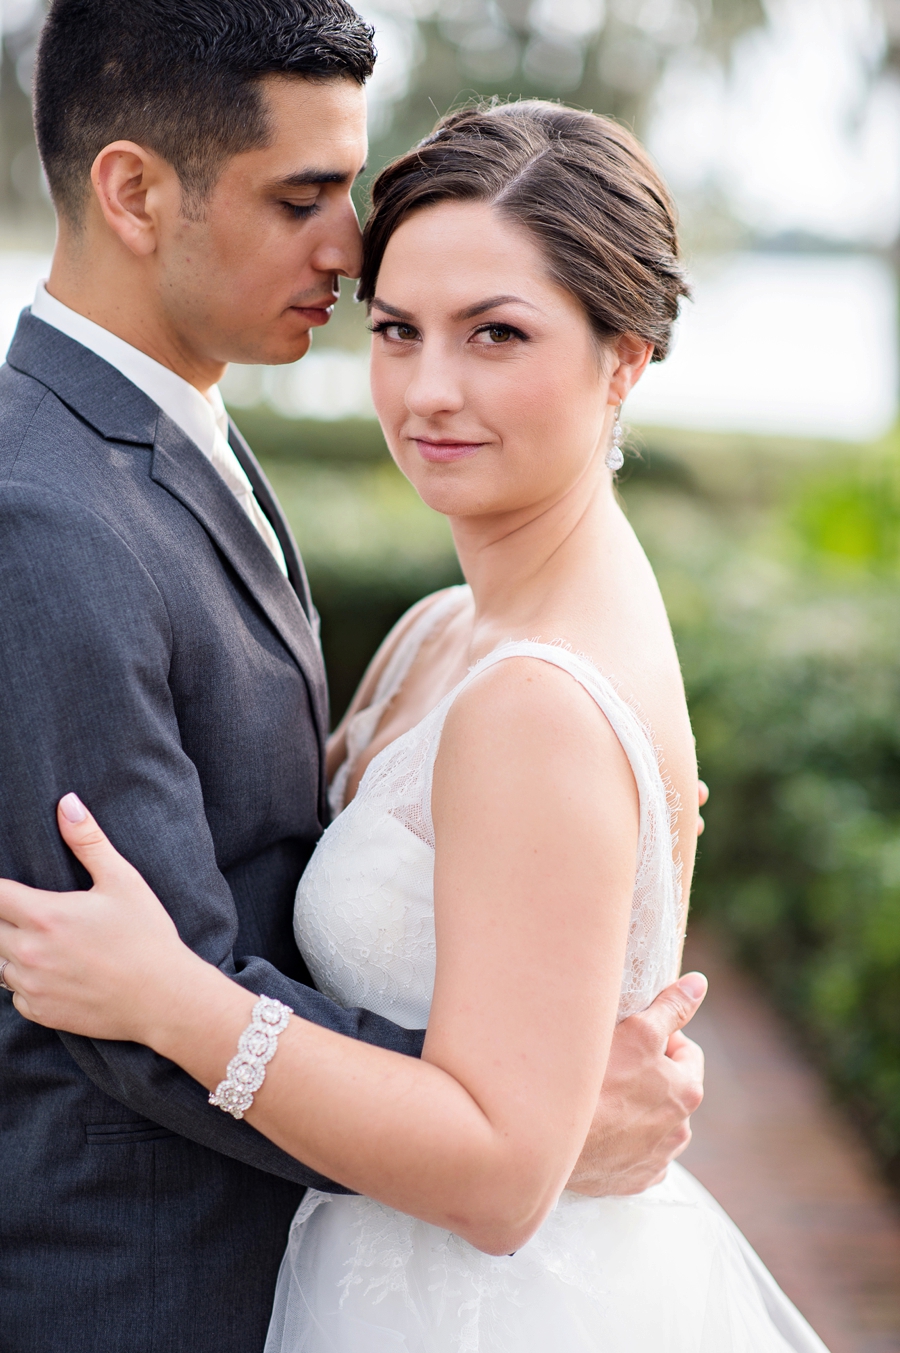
<box><xmin>453</xmin><ymin>295</ymin><xmax>539</xmax><ymax>320</ymax></box>
<box><xmin>371</xmin><ymin>298</ymin><xmax>413</xmax><ymax>319</ymax></box>
<box><xmin>370</xmin><ymin>295</ymin><xmax>539</xmax><ymax>321</ymax></box>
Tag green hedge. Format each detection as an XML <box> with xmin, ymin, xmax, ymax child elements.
<box><xmin>627</xmin><ymin>434</ymin><xmax>900</xmax><ymax>1184</ymax></box>
<box><xmin>254</xmin><ymin>416</ymin><xmax>900</xmax><ymax>1185</ymax></box>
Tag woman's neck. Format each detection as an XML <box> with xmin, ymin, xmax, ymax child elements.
<box><xmin>449</xmin><ymin>459</ymin><xmax>618</xmax><ymax>652</ymax></box>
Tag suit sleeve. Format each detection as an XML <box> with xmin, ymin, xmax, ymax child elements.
<box><xmin>0</xmin><ymin>488</ymin><xmax>425</xmax><ymax>1189</ymax></box>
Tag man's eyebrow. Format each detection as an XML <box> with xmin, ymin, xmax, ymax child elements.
<box><xmin>370</xmin><ymin>295</ymin><xmax>539</xmax><ymax>322</ymax></box>
<box><xmin>269</xmin><ymin>168</ymin><xmax>363</xmax><ymax>189</ymax></box>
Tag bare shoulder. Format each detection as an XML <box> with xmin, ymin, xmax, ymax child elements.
<box><xmin>435</xmin><ymin>654</ymin><xmax>638</xmax><ymax>806</ymax></box>
<box><xmin>445</xmin><ymin>653</ymin><xmax>616</xmax><ymax>737</ymax></box>
<box><xmin>430</xmin><ymin>654</ymin><xmax>641</xmax><ymax>936</ymax></box>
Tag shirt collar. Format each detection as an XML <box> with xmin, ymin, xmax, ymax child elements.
<box><xmin>31</xmin><ymin>282</ymin><xmax>223</xmax><ymax>460</ymax></box>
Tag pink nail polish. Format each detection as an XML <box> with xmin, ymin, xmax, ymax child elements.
<box><xmin>677</xmin><ymin>973</ymin><xmax>707</xmax><ymax>1001</ymax></box>
<box><xmin>59</xmin><ymin>792</ymin><xmax>87</xmax><ymax>824</ymax></box>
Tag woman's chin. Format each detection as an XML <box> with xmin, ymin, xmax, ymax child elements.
<box><xmin>395</xmin><ymin>456</ymin><xmax>501</xmax><ymax>517</ymax></box>
<box><xmin>411</xmin><ymin>480</ymin><xmax>502</xmax><ymax>520</ymax></box>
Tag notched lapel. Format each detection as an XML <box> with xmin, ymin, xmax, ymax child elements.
<box><xmin>227</xmin><ymin>418</ymin><xmax>313</xmax><ymax>618</ymax></box>
<box><xmin>150</xmin><ymin>414</ymin><xmax>329</xmax><ymax>744</ymax></box>
<box><xmin>6</xmin><ymin>311</ymin><xmax>159</xmax><ymax>444</ymax></box>
<box><xmin>7</xmin><ymin>309</ymin><xmax>330</xmax><ymax>769</ymax></box>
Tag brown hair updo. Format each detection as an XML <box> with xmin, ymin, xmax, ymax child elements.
<box><xmin>358</xmin><ymin>101</ymin><xmax>689</xmax><ymax>362</ymax></box>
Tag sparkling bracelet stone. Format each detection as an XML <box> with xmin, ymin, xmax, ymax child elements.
<box><xmin>209</xmin><ymin>995</ymin><xmax>292</xmax><ymax>1120</ymax></box>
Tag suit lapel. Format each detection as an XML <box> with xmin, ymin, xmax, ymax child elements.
<box><xmin>7</xmin><ymin>312</ymin><xmax>331</xmax><ymax>779</ymax></box>
<box><xmin>227</xmin><ymin>418</ymin><xmax>313</xmax><ymax>619</ymax></box>
<box><xmin>150</xmin><ymin>413</ymin><xmax>330</xmax><ymax>748</ymax></box>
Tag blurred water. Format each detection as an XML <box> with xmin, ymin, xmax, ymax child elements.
<box><xmin>2</xmin><ymin>251</ymin><xmax>896</xmax><ymax>441</ymax></box>
<box><xmin>628</xmin><ymin>252</ymin><xmax>899</xmax><ymax>440</ymax></box>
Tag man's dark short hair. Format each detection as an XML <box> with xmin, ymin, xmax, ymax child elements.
<box><xmin>34</xmin><ymin>0</ymin><xmax>375</xmax><ymax>222</ymax></box>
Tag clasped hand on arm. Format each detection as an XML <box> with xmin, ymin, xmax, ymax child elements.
<box><xmin>0</xmin><ymin>795</ymin><xmax>706</xmax><ymax>1235</ymax></box>
<box><xmin>0</xmin><ymin>664</ymin><xmax>707</xmax><ymax>1246</ymax></box>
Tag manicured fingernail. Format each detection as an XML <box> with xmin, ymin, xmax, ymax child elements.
<box><xmin>60</xmin><ymin>793</ymin><xmax>87</xmax><ymax>824</ymax></box>
<box><xmin>678</xmin><ymin>972</ymin><xmax>708</xmax><ymax>1001</ymax></box>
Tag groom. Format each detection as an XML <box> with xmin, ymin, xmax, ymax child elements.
<box><xmin>0</xmin><ymin>2</ymin><xmax>706</xmax><ymax>1351</ymax></box>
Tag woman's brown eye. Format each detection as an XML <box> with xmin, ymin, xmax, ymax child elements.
<box><xmin>398</xmin><ymin>325</ymin><xmax>416</xmax><ymax>340</ymax></box>
<box><xmin>488</xmin><ymin>326</ymin><xmax>511</xmax><ymax>342</ymax></box>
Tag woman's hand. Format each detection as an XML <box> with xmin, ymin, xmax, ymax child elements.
<box><xmin>697</xmin><ymin>780</ymin><xmax>709</xmax><ymax>836</ymax></box>
<box><xmin>0</xmin><ymin>793</ymin><xmax>200</xmax><ymax>1042</ymax></box>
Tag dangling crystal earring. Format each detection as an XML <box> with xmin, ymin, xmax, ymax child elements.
<box><xmin>606</xmin><ymin>405</ymin><xmax>625</xmax><ymax>471</ymax></box>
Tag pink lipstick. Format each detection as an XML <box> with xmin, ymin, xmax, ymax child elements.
<box><xmin>414</xmin><ymin>439</ymin><xmax>484</xmax><ymax>463</ymax></box>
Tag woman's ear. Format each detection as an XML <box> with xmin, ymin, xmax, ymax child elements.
<box><xmin>90</xmin><ymin>140</ymin><xmax>173</xmax><ymax>258</ymax></box>
<box><xmin>608</xmin><ymin>333</ymin><xmax>654</xmax><ymax>405</ymax></box>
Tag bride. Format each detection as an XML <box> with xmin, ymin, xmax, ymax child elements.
<box><xmin>0</xmin><ymin>102</ymin><xmax>827</xmax><ymax>1352</ymax></box>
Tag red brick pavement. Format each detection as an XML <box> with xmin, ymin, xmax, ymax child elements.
<box><xmin>681</xmin><ymin>930</ymin><xmax>900</xmax><ymax>1353</ymax></box>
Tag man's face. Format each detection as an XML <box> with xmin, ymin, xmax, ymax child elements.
<box><xmin>156</xmin><ymin>75</ymin><xmax>368</xmax><ymax>367</ymax></box>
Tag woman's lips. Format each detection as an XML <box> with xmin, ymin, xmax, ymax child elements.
<box><xmin>414</xmin><ymin>439</ymin><xmax>484</xmax><ymax>463</ymax></box>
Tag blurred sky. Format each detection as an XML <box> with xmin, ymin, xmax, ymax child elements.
<box><xmin>1</xmin><ymin>0</ymin><xmax>898</xmax><ymax>439</ymax></box>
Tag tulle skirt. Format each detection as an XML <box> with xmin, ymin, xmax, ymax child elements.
<box><xmin>264</xmin><ymin>1164</ymin><xmax>829</xmax><ymax>1353</ymax></box>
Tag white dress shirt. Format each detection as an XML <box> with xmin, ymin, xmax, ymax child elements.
<box><xmin>31</xmin><ymin>283</ymin><xmax>288</xmax><ymax>576</ymax></box>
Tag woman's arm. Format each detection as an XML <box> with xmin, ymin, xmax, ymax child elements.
<box><xmin>0</xmin><ymin>659</ymin><xmax>637</xmax><ymax>1255</ymax></box>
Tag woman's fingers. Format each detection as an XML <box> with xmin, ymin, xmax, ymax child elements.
<box><xmin>0</xmin><ymin>796</ymin><xmax>194</xmax><ymax>1039</ymax></box>
<box><xmin>0</xmin><ymin>877</ymin><xmax>55</xmax><ymax>927</ymax></box>
<box><xmin>697</xmin><ymin>779</ymin><xmax>709</xmax><ymax>836</ymax></box>
<box><xmin>56</xmin><ymin>793</ymin><xmax>137</xmax><ymax>891</ymax></box>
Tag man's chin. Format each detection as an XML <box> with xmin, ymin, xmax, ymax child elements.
<box><xmin>231</xmin><ymin>329</ymin><xmax>314</xmax><ymax>368</ymax></box>
<box><xmin>273</xmin><ymin>330</ymin><xmax>313</xmax><ymax>365</ymax></box>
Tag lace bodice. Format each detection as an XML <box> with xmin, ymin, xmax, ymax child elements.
<box><xmin>294</xmin><ymin>587</ymin><xmax>682</xmax><ymax>1026</ymax></box>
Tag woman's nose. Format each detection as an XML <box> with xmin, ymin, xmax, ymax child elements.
<box><xmin>404</xmin><ymin>349</ymin><xmax>465</xmax><ymax>419</ymax></box>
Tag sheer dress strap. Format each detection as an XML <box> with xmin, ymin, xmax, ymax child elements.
<box><xmin>328</xmin><ymin>586</ymin><xmax>469</xmax><ymax>817</ymax></box>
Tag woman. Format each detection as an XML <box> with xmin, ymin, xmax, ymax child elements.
<box><xmin>0</xmin><ymin>102</ymin><xmax>827</xmax><ymax>1351</ymax></box>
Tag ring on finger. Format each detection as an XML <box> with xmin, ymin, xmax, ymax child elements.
<box><xmin>0</xmin><ymin>959</ymin><xmax>13</xmax><ymax>992</ymax></box>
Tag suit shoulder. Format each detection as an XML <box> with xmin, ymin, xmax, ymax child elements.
<box><xmin>0</xmin><ymin>361</ymin><xmax>53</xmax><ymax>469</ymax></box>
<box><xmin>0</xmin><ymin>476</ymin><xmax>142</xmax><ymax>550</ymax></box>
<box><xmin>0</xmin><ymin>478</ymin><xmax>167</xmax><ymax>609</ymax></box>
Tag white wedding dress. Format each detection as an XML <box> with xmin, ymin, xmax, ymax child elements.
<box><xmin>266</xmin><ymin>587</ymin><xmax>829</xmax><ymax>1353</ymax></box>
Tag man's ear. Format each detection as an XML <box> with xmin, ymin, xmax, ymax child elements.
<box><xmin>608</xmin><ymin>332</ymin><xmax>654</xmax><ymax>406</ymax></box>
<box><xmin>90</xmin><ymin>141</ymin><xmax>174</xmax><ymax>257</ymax></box>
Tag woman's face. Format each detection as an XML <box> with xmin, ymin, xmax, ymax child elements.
<box><xmin>369</xmin><ymin>200</ymin><xmax>623</xmax><ymax>522</ymax></box>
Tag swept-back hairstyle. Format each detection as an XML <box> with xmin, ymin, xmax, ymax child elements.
<box><xmin>34</xmin><ymin>0</ymin><xmax>375</xmax><ymax>221</ymax></box>
<box><xmin>359</xmin><ymin>101</ymin><xmax>689</xmax><ymax>362</ymax></box>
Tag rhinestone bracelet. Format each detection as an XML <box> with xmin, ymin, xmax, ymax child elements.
<box><xmin>209</xmin><ymin>995</ymin><xmax>292</xmax><ymax>1120</ymax></box>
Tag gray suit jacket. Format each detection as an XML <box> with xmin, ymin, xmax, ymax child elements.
<box><xmin>0</xmin><ymin>312</ymin><xmax>425</xmax><ymax>1353</ymax></box>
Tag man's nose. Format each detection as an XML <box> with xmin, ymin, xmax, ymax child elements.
<box><xmin>312</xmin><ymin>198</ymin><xmax>363</xmax><ymax>280</ymax></box>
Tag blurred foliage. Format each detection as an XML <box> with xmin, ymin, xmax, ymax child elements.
<box><xmin>363</xmin><ymin>0</ymin><xmax>765</xmax><ymax>166</ymax></box>
<box><xmin>626</xmin><ymin>425</ymin><xmax>900</xmax><ymax>1185</ymax></box>
<box><xmin>250</xmin><ymin>414</ymin><xmax>900</xmax><ymax>1184</ymax></box>
<box><xmin>0</xmin><ymin>0</ymin><xmax>53</xmax><ymax>243</ymax></box>
<box><xmin>237</xmin><ymin>407</ymin><xmax>390</xmax><ymax>461</ymax></box>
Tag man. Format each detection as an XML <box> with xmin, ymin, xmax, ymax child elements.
<box><xmin>0</xmin><ymin>2</ymin><xmax>705</xmax><ymax>1350</ymax></box>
